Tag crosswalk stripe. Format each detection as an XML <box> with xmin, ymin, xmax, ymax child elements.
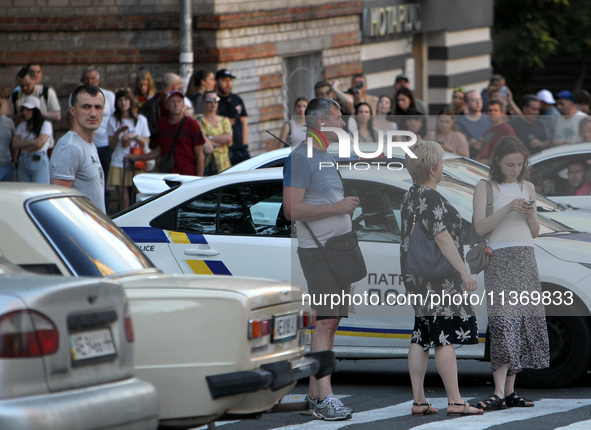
<box><xmin>192</xmin><ymin>397</ymin><xmax>591</xmax><ymax>430</ymax></box>
<box><xmin>555</xmin><ymin>419</ymin><xmax>591</xmax><ymax>430</ymax></box>
<box><xmin>412</xmin><ymin>398</ymin><xmax>591</xmax><ymax>430</ymax></box>
<box><xmin>191</xmin><ymin>394</ymin><xmax>352</xmax><ymax>429</ymax></box>
<box><xmin>262</xmin><ymin>397</ymin><xmax>448</xmax><ymax>430</ymax></box>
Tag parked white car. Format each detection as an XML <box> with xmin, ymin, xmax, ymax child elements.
<box><xmin>0</xmin><ymin>183</ymin><xmax>332</xmax><ymax>429</ymax></box>
<box><xmin>0</xmin><ymin>256</ymin><xmax>159</xmax><ymax>430</ymax></box>
<box><xmin>115</xmin><ymin>166</ymin><xmax>591</xmax><ymax>388</ymax></box>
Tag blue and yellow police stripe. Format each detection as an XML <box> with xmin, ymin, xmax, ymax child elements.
<box><xmin>121</xmin><ymin>226</ymin><xmax>232</xmax><ymax>276</ymax></box>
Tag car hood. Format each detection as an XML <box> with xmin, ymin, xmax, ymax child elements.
<box><xmin>114</xmin><ymin>272</ymin><xmax>304</xmax><ymax>310</ymax></box>
<box><xmin>535</xmin><ymin>233</ymin><xmax>591</xmax><ymax>264</ymax></box>
<box><xmin>544</xmin><ymin>210</ymin><xmax>591</xmax><ymax>233</ymax></box>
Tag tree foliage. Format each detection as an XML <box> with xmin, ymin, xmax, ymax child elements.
<box><xmin>493</xmin><ymin>0</ymin><xmax>591</xmax><ymax>92</ymax></box>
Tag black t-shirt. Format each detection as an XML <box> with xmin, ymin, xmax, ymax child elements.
<box><xmin>217</xmin><ymin>93</ymin><xmax>248</xmax><ymax>148</ymax></box>
<box><xmin>508</xmin><ymin>117</ymin><xmax>547</xmax><ymax>155</ymax></box>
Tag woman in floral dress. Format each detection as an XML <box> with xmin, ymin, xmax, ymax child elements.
<box><xmin>400</xmin><ymin>140</ymin><xmax>483</xmax><ymax>416</ymax></box>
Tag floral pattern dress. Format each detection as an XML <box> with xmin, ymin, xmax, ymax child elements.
<box><xmin>400</xmin><ymin>184</ymin><xmax>478</xmax><ymax>349</ymax></box>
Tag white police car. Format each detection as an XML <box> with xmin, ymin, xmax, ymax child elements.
<box><xmin>114</xmin><ymin>167</ymin><xmax>591</xmax><ymax>388</ymax></box>
<box><xmin>132</xmin><ymin>148</ymin><xmax>591</xmax><ymax>232</ymax></box>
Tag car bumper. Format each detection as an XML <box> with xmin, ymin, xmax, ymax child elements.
<box><xmin>206</xmin><ymin>350</ymin><xmax>335</xmax><ymax>399</ymax></box>
<box><xmin>0</xmin><ymin>378</ymin><xmax>159</xmax><ymax>430</ymax></box>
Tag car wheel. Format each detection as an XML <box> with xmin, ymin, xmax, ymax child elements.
<box><xmin>517</xmin><ymin>316</ymin><xmax>591</xmax><ymax>388</ymax></box>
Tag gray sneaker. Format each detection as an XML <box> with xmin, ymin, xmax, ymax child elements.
<box><xmin>312</xmin><ymin>394</ymin><xmax>353</xmax><ymax>421</ymax></box>
<box><xmin>301</xmin><ymin>395</ymin><xmax>317</xmax><ymax>416</ymax></box>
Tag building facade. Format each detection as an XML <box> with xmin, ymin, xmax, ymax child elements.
<box><xmin>0</xmin><ymin>0</ymin><xmax>493</xmax><ymax>153</ymax></box>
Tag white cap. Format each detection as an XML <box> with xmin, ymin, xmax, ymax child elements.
<box><xmin>20</xmin><ymin>95</ymin><xmax>41</xmax><ymax>110</ymax></box>
<box><xmin>536</xmin><ymin>89</ymin><xmax>556</xmax><ymax>105</ymax></box>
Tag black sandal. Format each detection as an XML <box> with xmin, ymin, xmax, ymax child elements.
<box><xmin>477</xmin><ymin>394</ymin><xmax>507</xmax><ymax>411</ymax></box>
<box><xmin>411</xmin><ymin>402</ymin><xmax>438</xmax><ymax>415</ymax></box>
<box><xmin>506</xmin><ymin>392</ymin><xmax>534</xmax><ymax>407</ymax></box>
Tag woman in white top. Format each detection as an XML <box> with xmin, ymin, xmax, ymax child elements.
<box><xmin>279</xmin><ymin>97</ymin><xmax>308</xmax><ymax>147</ymax></box>
<box><xmin>12</xmin><ymin>95</ymin><xmax>52</xmax><ymax>184</ymax></box>
<box><xmin>425</xmin><ymin>108</ymin><xmax>469</xmax><ymax>157</ymax></box>
<box><xmin>472</xmin><ymin>136</ymin><xmax>549</xmax><ymax>411</ymax></box>
<box><xmin>373</xmin><ymin>95</ymin><xmax>398</xmax><ymax>132</ymax></box>
<box><xmin>107</xmin><ymin>88</ymin><xmax>150</xmax><ymax>209</ymax></box>
<box><xmin>347</xmin><ymin>102</ymin><xmax>379</xmax><ymax>144</ymax></box>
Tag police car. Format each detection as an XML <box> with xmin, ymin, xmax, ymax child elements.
<box><xmin>133</xmin><ymin>148</ymin><xmax>591</xmax><ymax>232</ymax></box>
<box><xmin>114</xmin><ymin>167</ymin><xmax>591</xmax><ymax>388</ymax></box>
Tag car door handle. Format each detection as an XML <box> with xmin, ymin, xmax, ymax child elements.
<box><xmin>184</xmin><ymin>249</ymin><xmax>220</xmax><ymax>256</ymax></box>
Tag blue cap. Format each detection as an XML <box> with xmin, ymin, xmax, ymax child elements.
<box><xmin>556</xmin><ymin>90</ymin><xmax>576</xmax><ymax>103</ymax></box>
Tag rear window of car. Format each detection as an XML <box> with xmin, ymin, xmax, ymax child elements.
<box><xmin>28</xmin><ymin>196</ymin><xmax>155</xmax><ymax>277</ymax></box>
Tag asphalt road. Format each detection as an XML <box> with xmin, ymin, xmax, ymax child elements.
<box><xmin>196</xmin><ymin>359</ymin><xmax>591</xmax><ymax>430</ymax></box>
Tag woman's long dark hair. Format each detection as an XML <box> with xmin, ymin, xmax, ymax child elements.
<box><xmin>114</xmin><ymin>88</ymin><xmax>138</xmax><ymax>125</ymax></box>
<box><xmin>24</xmin><ymin>107</ymin><xmax>44</xmax><ymax>137</ymax></box>
<box><xmin>489</xmin><ymin>136</ymin><xmax>530</xmax><ymax>183</ymax></box>
<box><xmin>354</xmin><ymin>102</ymin><xmax>378</xmax><ymax>142</ymax></box>
<box><xmin>393</xmin><ymin>87</ymin><xmax>417</xmax><ymax>116</ymax></box>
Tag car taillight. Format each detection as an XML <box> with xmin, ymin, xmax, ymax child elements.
<box><xmin>0</xmin><ymin>310</ymin><xmax>59</xmax><ymax>358</ymax></box>
<box><xmin>248</xmin><ymin>318</ymin><xmax>272</xmax><ymax>339</ymax></box>
<box><xmin>123</xmin><ymin>301</ymin><xmax>134</xmax><ymax>343</ymax></box>
<box><xmin>300</xmin><ymin>309</ymin><xmax>316</xmax><ymax>328</ymax></box>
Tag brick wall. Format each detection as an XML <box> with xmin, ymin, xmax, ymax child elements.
<box><xmin>0</xmin><ymin>0</ymin><xmax>362</xmax><ymax>154</ymax></box>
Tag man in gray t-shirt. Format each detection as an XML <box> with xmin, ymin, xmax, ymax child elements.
<box><xmin>283</xmin><ymin>97</ymin><xmax>358</xmax><ymax>421</ymax></box>
<box><xmin>50</xmin><ymin>85</ymin><xmax>106</xmax><ymax>213</ymax></box>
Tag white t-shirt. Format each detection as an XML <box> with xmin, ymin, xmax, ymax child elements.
<box><xmin>107</xmin><ymin>115</ymin><xmax>150</xmax><ymax>168</ymax></box>
<box><xmin>553</xmin><ymin>111</ymin><xmax>587</xmax><ymax>145</ymax></box>
<box><xmin>15</xmin><ymin>120</ymin><xmax>53</xmax><ymax>153</ymax></box>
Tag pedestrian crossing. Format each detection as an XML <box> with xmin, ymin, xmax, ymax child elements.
<box><xmin>193</xmin><ymin>396</ymin><xmax>591</xmax><ymax>429</ymax></box>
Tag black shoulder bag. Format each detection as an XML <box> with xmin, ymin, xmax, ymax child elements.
<box><xmin>302</xmin><ymin>169</ymin><xmax>367</xmax><ymax>285</ymax></box>
<box><xmin>159</xmin><ymin>117</ymin><xmax>187</xmax><ymax>173</ymax></box>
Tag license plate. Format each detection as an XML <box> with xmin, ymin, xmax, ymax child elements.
<box><xmin>273</xmin><ymin>313</ymin><xmax>298</xmax><ymax>342</ymax></box>
<box><xmin>70</xmin><ymin>328</ymin><xmax>116</xmax><ymax>361</ymax></box>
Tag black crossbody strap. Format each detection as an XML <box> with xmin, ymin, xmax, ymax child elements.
<box><xmin>302</xmin><ymin>221</ymin><xmax>324</xmax><ymax>250</ymax></box>
<box><xmin>167</xmin><ymin>116</ymin><xmax>187</xmax><ymax>158</ymax></box>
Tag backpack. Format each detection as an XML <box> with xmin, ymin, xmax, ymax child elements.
<box><xmin>12</xmin><ymin>85</ymin><xmax>49</xmax><ymax>112</ymax></box>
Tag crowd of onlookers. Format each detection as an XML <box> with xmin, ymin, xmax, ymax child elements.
<box><xmin>295</xmin><ymin>73</ymin><xmax>591</xmax><ymax>165</ymax></box>
<box><xmin>0</xmin><ymin>64</ymin><xmax>250</xmax><ymax>211</ymax></box>
<box><xmin>1</xmin><ymin>65</ymin><xmax>590</xmax><ymax>211</ymax></box>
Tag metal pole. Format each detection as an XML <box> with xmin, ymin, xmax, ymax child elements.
<box><xmin>179</xmin><ymin>0</ymin><xmax>193</xmax><ymax>94</ymax></box>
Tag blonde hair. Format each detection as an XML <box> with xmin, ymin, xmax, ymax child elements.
<box><xmin>405</xmin><ymin>140</ymin><xmax>444</xmax><ymax>185</ymax></box>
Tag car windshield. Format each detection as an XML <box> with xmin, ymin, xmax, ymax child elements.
<box><xmin>443</xmin><ymin>158</ymin><xmax>562</xmax><ymax>212</ymax></box>
<box><xmin>409</xmin><ymin>177</ymin><xmax>574</xmax><ymax>235</ymax></box>
<box><xmin>28</xmin><ymin>196</ymin><xmax>155</xmax><ymax>277</ymax></box>
<box><xmin>443</xmin><ymin>157</ymin><xmax>490</xmax><ymax>183</ymax></box>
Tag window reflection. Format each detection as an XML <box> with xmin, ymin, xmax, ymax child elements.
<box><xmin>346</xmin><ymin>180</ymin><xmax>403</xmax><ymax>243</ymax></box>
<box><xmin>29</xmin><ymin>197</ymin><xmax>154</xmax><ymax>277</ymax></box>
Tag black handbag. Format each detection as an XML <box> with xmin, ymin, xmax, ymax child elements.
<box><xmin>466</xmin><ymin>180</ymin><xmax>494</xmax><ymax>274</ymax></box>
<box><xmin>405</xmin><ymin>190</ymin><xmax>455</xmax><ymax>278</ymax></box>
<box><xmin>303</xmin><ymin>224</ymin><xmax>367</xmax><ymax>285</ymax></box>
<box><xmin>203</xmin><ymin>154</ymin><xmax>218</xmax><ymax>176</ymax></box>
<box><xmin>158</xmin><ymin>117</ymin><xmax>187</xmax><ymax>173</ymax></box>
